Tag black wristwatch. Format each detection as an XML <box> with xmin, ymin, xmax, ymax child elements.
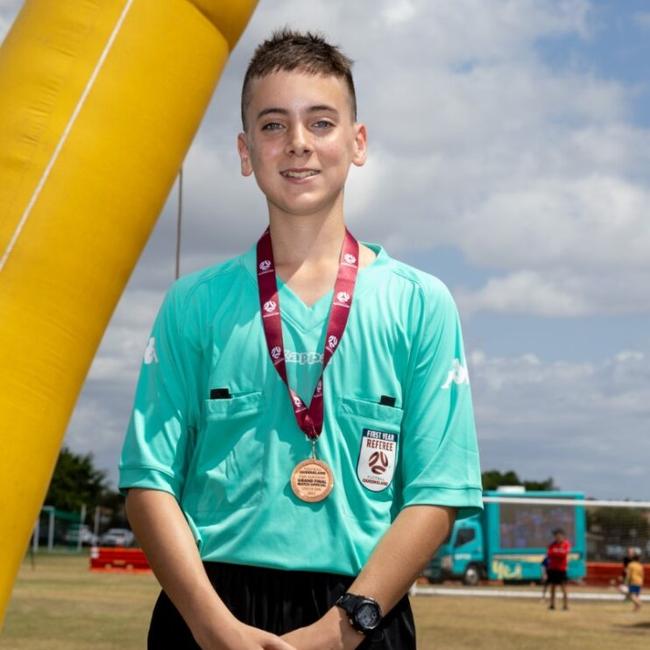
<box><xmin>335</xmin><ymin>592</ymin><xmax>383</xmax><ymax>635</ymax></box>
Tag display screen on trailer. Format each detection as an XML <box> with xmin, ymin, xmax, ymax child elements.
<box><xmin>499</xmin><ymin>503</ymin><xmax>576</xmax><ymax>549</ymax></box>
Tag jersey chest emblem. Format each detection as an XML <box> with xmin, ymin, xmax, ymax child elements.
<box><xmin>357</xmin><ymin>428</ymin><xmax>398</xmax><ymax>492</ymax></box>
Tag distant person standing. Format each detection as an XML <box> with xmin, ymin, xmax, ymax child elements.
<box><xmin>618</xmin><ymin>546</ymin><xmax>637</xmax><ymax>598</ymax></box>
<box><xmin>547</xmin><ymin>528</ymin><xmax>570</xmax><ymax>611</ymax></box>
<box><xmin>625</xmin><ymin>553</ymin><xmax>644</xmax><ymax>612</ymax></box>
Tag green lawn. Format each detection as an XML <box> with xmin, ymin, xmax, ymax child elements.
<box><xmin>1</xmin><ymin>554</ymin><xmax>648</xmax><ymax>649</ymax></box>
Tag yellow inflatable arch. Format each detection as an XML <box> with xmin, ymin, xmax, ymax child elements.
<box><xmin>0</xmin><ymin>0</ymin><xmax>258</xmax><ymax>623</ymax></box>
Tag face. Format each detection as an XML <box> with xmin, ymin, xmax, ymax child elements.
<box><xmin>238</xmin><ymin>70</ymin><xmax>367</xmax><ymax>219</ymax></box>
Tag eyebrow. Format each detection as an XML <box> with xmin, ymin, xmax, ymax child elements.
<box><xmin>256</xmin><ymin>105</ymin><xmax>340</xmax><ymax>121</ymax></box>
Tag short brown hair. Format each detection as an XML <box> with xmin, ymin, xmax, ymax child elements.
<box><xmin>241</xmin><ymin>28</ymin><xmax>357</xmax><ymax>130</ymax></box>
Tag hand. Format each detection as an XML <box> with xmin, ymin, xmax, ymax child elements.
<box><xmin>281</xmin><ymin>607</ymin><xmax>364</xmax><ymax>650</ymax></box>
<box><xmin>196</xmin><ymin>619</ymin><xmax>297</xmax><ymax>650</ymax></box>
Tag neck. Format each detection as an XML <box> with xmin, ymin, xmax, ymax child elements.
<box><xmin>268</xmin><ymin>210</ymin><xmax>346</xmax><ymax>269</ymax></box>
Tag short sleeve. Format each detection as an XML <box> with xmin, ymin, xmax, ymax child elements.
<box><xmin>118</xmin><ymin>281</ymin><xmax>201</xmax><ymax>498</ymax></box>
<box><xmin>399</xmin><ymin>279</ymin><xmax>482</xmax><ymax>519</ymax></box>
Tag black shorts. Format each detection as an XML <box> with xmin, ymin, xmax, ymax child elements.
<box><xmin>147</xmin><ymin>562</ymin><xmax>416</xmax><ymax>649</ymax></box>
<box><xmin>546</xmin><ymin>569</ymin><xmax>567</xmax><ymax>584</ymax></box>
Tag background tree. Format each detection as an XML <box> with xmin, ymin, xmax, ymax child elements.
<box><xmin>481</xmin><ymin>469</ymin><xmax>557</xmax><ymax>491</ymax></box>
<box><xmin>45</xmin><ymin>446</ymin><xmax>109</xmax><ymax>512</ymax></box>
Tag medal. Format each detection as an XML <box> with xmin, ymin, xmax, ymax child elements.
<box><xmin>257</xmin><ymin>228</ymin><xmax>359</xmax><ymax>502</ymax></box>
<box><xmin>290</xmin><ymin>458</ymin><xmax>334</xmax><ymax>503</ymax></box>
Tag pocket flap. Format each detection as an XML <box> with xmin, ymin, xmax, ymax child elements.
<box><xmin>204</xmin><ymin>392</ymin><xmax>265</xmax><ymax>419</ymax></box>
<box><xmin>338</xmin><ymin>396</ymin><xmax>403</xmax><ymax>426</ymax></box>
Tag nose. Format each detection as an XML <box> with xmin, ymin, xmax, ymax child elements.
<box><xmin>286</xmin><ymin>123</ymin><xmax>311</xmax><ymax>157</ymax></box>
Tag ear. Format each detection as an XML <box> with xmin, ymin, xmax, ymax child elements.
<box><xmin>351</xmin><ymin>122</ymin><xmax>368</xmax><ymax>167</ymax></box>
<box><xmin>237</xmin><ymin>132</ymin><xmax>254</xmax><ymax>177</ymax></box>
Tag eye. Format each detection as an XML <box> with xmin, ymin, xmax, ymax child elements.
<box><xmin>313</xmin><ymin>119</ymin><xmax>334</xmax><ymax>129</ymax></box>
<box><xmin>261</xmin><ymin>122</ymin><xmax>284</xmax><ymax>131</ymax></box>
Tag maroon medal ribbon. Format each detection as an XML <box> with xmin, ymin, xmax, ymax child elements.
<box><xmin>256</xmin><ymin>227</ymin><xmax>360</xmax><ymax>444</ymax></box>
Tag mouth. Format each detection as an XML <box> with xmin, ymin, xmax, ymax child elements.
<box><xmin>280</xmin><ymin>169</ymin><xmax>320</xmax><ymax>179</ymax></box>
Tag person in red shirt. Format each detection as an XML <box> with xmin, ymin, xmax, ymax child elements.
<box><xmin>547</xmin><ymin>528</ymin><xmax>571</xmax><ymax>610</ymax></box>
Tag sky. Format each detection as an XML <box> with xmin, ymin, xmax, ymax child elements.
<box><xmin>2</xmin><ymin>0</ymin><xmax>649</xmax><ymax>500</ymax></box>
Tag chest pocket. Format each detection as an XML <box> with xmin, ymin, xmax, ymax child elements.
<box><xmin>337</xmin><ymin>397</ymin><xmax>404</xmax><ymax>505</ymax></box>
<box><xmin>191</xmin><ymin>392</ymin><xmax>266</xmax><ymax>517</ymax></box>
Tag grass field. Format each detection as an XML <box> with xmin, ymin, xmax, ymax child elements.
<box><xmin>1</xmin><ymin>554</ymin><xmax>648</xmax><ymax>649</ymax></box>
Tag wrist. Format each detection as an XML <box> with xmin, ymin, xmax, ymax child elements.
<box><xmin>322</xmin><ymin>606</ymin><xmax>364</xmax><ymax>650</ymax></box>
<box><xmin>185</xmin><ymin>595</ymin><xmax>238</xmax><ymax>646</ymax></box>
<box><xmin>192</xmin><ymin>614</ymin><xmax>242</xmax><ymax>650</ymax></box>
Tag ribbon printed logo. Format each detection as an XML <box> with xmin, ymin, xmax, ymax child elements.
<box><xmin>357</xmin><ymin>428</ymin><xmax>398</xmax><ymax>492</ymax></box>
<box><xmin>263</xmin><ymin>300</ymin><xmax>277</xmax><ymax>316</ymax></box>
<box><xmin>334</xmin><ymin>290</ymin><xmax>351</xmax><ymax>307</ymax></box>
<box><xmin>258</xmin><ymin>259</ymin><xmax>273</xmax><ymax>274</ymax></box>
<box><xmin>326</xmin><ymin>335</ymin><xmax>338</xmax><ymax>352</ymax></box>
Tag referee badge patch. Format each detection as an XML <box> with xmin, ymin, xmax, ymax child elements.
<box><xmin>357</xmin><ymin>428</ymin><xmax>398</xmax><ymax>492</ymax></box>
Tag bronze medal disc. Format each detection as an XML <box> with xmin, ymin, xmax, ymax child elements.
<box><xmin>290</xmin><ymin>459</ymin><xmax>334</xmax><ymax>503</ymax></box>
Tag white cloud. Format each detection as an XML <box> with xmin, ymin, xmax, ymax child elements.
<box><xmin>456</xmin><ymin>271</ymin><xmax>590</xmax><ymax>317</ymax></box>
<box><xmin>470</xmin><ymin>348</ymin><xmax>650</xmax><ymax>498</ymax></box>
<box><xmin>457</xmin><ymin>268</ymin><xmax>650</xmax><ymax>317</ymax></box>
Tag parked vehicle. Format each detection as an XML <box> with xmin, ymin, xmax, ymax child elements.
<box><xmin>98</xmin><ymin>527</ymin><xmax>135</xmax><ymax>547</ymax></box>
<box><xmin>64</xmin><ymin>524</ymin><xmax>98</xmax><ymax>546</ymax></box>
<box><xmin>424</xmin><ymin>490</ymin><xmax>587</xmax><ymax>585</ymax></box>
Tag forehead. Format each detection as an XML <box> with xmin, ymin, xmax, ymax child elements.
<box><xmin>246</xmin><ymin>70</ymin><xmax>352</xmax><ymax>116</ymax></box>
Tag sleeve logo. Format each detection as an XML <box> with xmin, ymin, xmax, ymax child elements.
<box><xmin>143</xmin><ymin>337</ymin><xmax>158</xmax><ymax>365</ymax></box>
<box><xmin>441</xmin><ymin>358</ymin><xmax>469</xmax><ymax>389</ymax></box>
<box><xmin>357</xmin><ymin>428</ymin><xmax>398</xmax><ymax>492</ymax></box>
<box><xmin>263</xmin><ymin>300</ymin><xmax>277</xmax><ymax>314</ymax></box>
<box><xmin>258</xmin><ymin>259</ymin><xmax>272</xmax><ymax>272</ymax></box>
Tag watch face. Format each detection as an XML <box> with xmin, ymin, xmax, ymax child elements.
<box><xmin>356</xmin><ymin>602</ymin><xmax>381</xmax><ymax>630</ymax></box>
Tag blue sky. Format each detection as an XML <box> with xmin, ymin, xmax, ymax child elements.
<box><xmin>2</xmin><ymin>0</ymin><xmax>648</xmax><ymax>499</ymax></box>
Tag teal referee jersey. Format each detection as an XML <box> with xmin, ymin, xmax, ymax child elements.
<box><xmin>119</xmin><ymin>242</ymin><xmax>483</xmax><ymax>575</ymax></box>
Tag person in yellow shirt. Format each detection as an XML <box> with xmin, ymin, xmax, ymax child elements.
<box><xmin>625</xmin><ymin>553</ymin><xmax>644</xmax><ymax>611</ymax></box>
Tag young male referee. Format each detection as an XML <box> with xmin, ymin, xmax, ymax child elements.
<box><xmin>120</xmin><ymin>30</ymin><xmax>483</xmax><ymax>650</ymax></box>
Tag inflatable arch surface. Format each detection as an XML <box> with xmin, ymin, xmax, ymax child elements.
<box><xmin>0</xmin><ymin>0</ymin><xmax>258</xmax><ymax>623</ymax></box>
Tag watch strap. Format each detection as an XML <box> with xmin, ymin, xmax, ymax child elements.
<box><xmin>335</xmin><ymin>592</ymin><xmax>383</xmax><ymax>634</ymax></box>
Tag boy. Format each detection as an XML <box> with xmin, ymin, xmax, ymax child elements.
<box><xmin>546</xmin><ymin>528</ymin><xmax>570</xmax><ymax>611</ymax></box>
<box><xmin>625</xmin><ymin>553</ymin><xmax>644</xmax><ymax>611</ymax></box>
<box><xmin>120</xmin><ymin>30</ymin><xmax>482</xmax><ymax>649</ymax></box>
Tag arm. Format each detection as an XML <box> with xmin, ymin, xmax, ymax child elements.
<box><xmin>126</xmin><ymin>488</ymin><xmax>295</xmax><ymax>650</ymax></box>
<box><xmin>284</xmin><ymin>282</ymin><xmax>478</xmax><ymax>648</ymax></box>
<box><xmin>282</xmin><ymin>504</ymin><xmax>454</xmax><ymax>649</ymax></box>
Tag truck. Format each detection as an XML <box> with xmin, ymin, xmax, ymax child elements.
<box><xmin>424</xmin><ymin>489</ymin><xmax>586</xmax><ymax>585</ymax></box>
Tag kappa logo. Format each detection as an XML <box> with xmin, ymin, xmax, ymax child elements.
<box><xmin>271</xmin><ymin>346</ymin><xmax>282</xmax><ymax>360</ymax></box>
<box><xmin>285</xmin><ymin>350</ymin><xmax>323</xmax><ymax>365</ymax></box>
<box><xmin>143</xmin><ymin>337</ymin><xmax>158</xmax><ymax>365</ymax></box>
<box><xmin>343</xmin><ymin>253</ymin><xmax>357</xmax><ymax>265</ymax></box>
<box><xmin>441</xmin><ymin>358</ymin><xmax>470</xmax><ymax>389</ymax></box>
<box><xmin>292</xmin><ymin>394</ymin><xmax>303</xmax><ymax>408</ymax></box>
<box><xmin>315</xmin><ymin>380</ymin><xmax>323</xmax><ymax>395</ymax></box>
<box><xmin>326</xmin><ymin>335</ymin><xmax>338</xmax><ymax>352</ymax></box>
<box><xmin>259</xmin><ymin>259</ymin><xmax>272</xmax><ymax>272</ymax></box>
<box><xmin>263</xmin><ymin>300</ymin><xmax>277</xmax><ymax>314</ymax></box>
<box><xmin>336</xmin><ymin>291</ymin><xmax>350</xmax><ymax>304</ymax></box>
